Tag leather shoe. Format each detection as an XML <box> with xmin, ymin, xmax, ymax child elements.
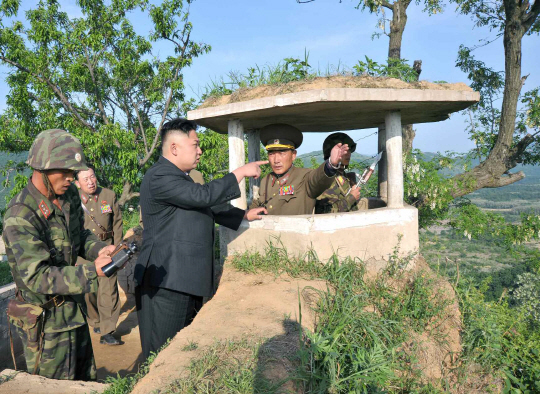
<box><xmin>93</xmin><ymin>327</ymin><xmax>101</xmax><ymax>334</ymax></box>
<box><xmin>100</xmin><ymin>333</ymin><xmax>122</xmax><ymax>346</ymax></box>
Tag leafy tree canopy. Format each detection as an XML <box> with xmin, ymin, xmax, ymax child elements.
<box><xmin>0</xmin><ymin>0</ymin><xmax>209</xmax><ymax>204</ymax></box>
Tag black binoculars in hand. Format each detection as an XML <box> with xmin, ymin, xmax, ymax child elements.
<box><xmin>102</xmin><ymin>242</ymin><xmax>138</xmax><ymax>277</ymax></box>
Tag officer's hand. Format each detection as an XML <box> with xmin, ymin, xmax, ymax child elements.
<box><xmin>244</xmin><ymin>207</ymin><xmax>267</xmax><ymax>221</ymax></box>
<box><xmin>233</xmin><ymin>160</ymin><xmax>269</xmax><ymax>182</ymax></box>
<box><xmin>98</xmin><ymin>245</ymin><xmax>116</xmax><ymax>256</ymax></box>
<box><xmin>350</xmin><ymin>185</ymin><xmax>361</xmax><ymax>201</ymax></box>
<box><xmin>95</xmin><ymin>254</ymin><xmax>112</xmax><ymax>277</ymax></box>
<box><xmin>329</xmin><ymin>143</ymin><xmax>349</xmax><ymax>167</ymax></box>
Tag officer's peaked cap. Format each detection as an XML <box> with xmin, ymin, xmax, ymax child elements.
<box><xmin>260</xmin><ymin>124</ymin><xmax>303</xmax><ymax>151</ymax></box>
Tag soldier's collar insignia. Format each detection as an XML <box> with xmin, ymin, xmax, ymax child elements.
<box><xmin>39</xmin><ymin>200</ymin><xmax>52</xmax><ymax>219</ymax></box>
<box><xmin>81</xmin><ymin>194</ymin><xmax>88</xmax><ymax>203</ymax></box>
<box><xmin>93</xmin><ymin>195</ymin><xmax>98</xmax><ymax>202</ymax></box>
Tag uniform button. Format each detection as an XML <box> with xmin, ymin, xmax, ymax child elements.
<box><xmin>92</xmin><ymin>229</ymin><xmax>95</xmax><ymax>232</ymax></box>
<box><xmin>269</xmin><ymin>205</ymin><xmax>273</xmax><ymax>209</ymax></box>
<box><xmin>273</xmin><ymin>193</ymin><xmax>276</xmax><ymax>196</ymax></box>
<box><xmin>91</xmin><ymin>208</ymin><xmax>94</xmax><ymax>212</ymax></box>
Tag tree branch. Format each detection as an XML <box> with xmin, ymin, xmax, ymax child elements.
<box><xmin>0</xmin><ymin>55</ymin><xmax>96</xmax><ymax>132</ymax></box>
<box><xmin>141</xmin><ymin>25</ymin><xmax>192</xmax><ymax>166</ymax></box>
<box><xmin>83</xmin><ymin>45</ymin><xmax>110</xmax><ymax>125</ymax></box>
<box><xmin>522</xmin><ymin>0</ymin><xmax>540</xmax><ymax>32</ymax></box>
<box><xmin>132</xmin><ymin>99</ymin><xmax>149</xmax><ymax>154</ymax></box>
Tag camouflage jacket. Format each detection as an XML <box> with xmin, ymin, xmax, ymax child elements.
<box><xmin>315</xmin><ymin>170</ymin><xmax>359</xmax><ymax>214</ymax></box>
<box><xmin>3</xmin><ymin>180</ymin><xmax>107</xmax><ymax>333</ymax></box>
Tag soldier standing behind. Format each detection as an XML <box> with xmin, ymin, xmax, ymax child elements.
<box><xmin>3</xmin><ymin>129</ymin><xmax>115</xmax><ymax>380</ymax></box>
<box><xmin>75</xmin><ymin>167</ymin><xmax>123</xmax><ymax>346</ymax></box>
<box><xmin>250</xmin><ymin>124</ymin><xmax>349</xmax><ymax>215</ymax></box>
<box><xmin>316</xmin><ymin>132</ymin><xmax>369</xmax><ymax>214</ymax></box>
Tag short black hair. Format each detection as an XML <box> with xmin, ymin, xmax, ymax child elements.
<box><xmin>160</xmin><ymin>118</ymin><xmax>198</xmax><ymax>151</ymax></box>
<box><xmin>75</xmin><ymin>164</ymin><xmax>95</xmax><ymax>181</ymax></box>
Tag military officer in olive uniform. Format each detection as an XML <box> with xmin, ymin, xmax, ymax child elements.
<box><xmin>75</xmin><ymin>167</ymin><xmax>123</xmax><ymax>346</ymax></box>
<box><xmin>250</xmin><ymin>124</ymin><xmax>349</xmax><ymax>215</ymax></box>
<box><xmin>316</xmin><ymin>132</ymin><xmax>369</xmax><ymax>214</ymax></box>
<box><xmin>3</xmin><ymin>129</ymin><xmax>115</xmax><ymax>380</ymax></box>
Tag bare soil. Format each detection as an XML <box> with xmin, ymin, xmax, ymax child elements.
<box><xmin>200</xmin><ymin>75</ymin><xmax>473</xmax><ymax>109</ymax></box>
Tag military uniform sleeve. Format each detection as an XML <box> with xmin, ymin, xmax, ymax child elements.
<box><xmin>3</xmin><ymin>215</ymin><xmax>98</xmax><ymax>295</ymax></box>
<box><xmin>112</xmin><ymin>193</ymin><xmax>123</xmax><ymax>246</ymax></box>
<box><xmin>305</xmin><ymin>163</ymin><xmax>334</xmax><ymax>199</ymax></box>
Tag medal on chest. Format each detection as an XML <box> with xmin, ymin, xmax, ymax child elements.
<box><xmin>279</xmin><ymin>185</ymin><xmax>295</xmax><ymax>196</ymax></box>
<box><xmin>100</xmin><ymin>200</ymin><xmax>112</xmax><ymax>214</ymax></box>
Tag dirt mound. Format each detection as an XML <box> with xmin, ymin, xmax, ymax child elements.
<box><xmin>131</xmin><ymin>264</ymin><xmax>325</xmax><ymax>394</ymax></box>
<box><xmin>0</xmin><ymin>369</ymin><xmax>107</xmax><ymax>394</ymax></box>
<box><xmin>200</xmin><ymin>75</ymin><xmax>473</xmax><ymax>109</ymax></box>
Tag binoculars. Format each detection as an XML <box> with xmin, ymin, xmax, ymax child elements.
<box><xmin>102</xmin><ymin>242</ymin><xmax>138</xmax><ymax>277</ymax></box>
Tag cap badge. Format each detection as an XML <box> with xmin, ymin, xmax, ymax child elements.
<box><xmin>273</xmin><ymin>139</ymin><xmax>280</xmax><ymax>144</ymax></box>
<box><xmin>75</xmin><ymin>153</ymin><xmax>82</xmax><ymax>162</ymax></box>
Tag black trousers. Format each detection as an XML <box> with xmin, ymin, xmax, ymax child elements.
<box><xmin>136</xmin><ymin>279</ymin><xmax>203</xmax><ymax>360</ymax></box>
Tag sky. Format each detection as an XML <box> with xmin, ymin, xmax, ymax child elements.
<box><xmin>0</xmin><ymin>0</ymin><xmax>539</xmax><ymax>156</ymax></box>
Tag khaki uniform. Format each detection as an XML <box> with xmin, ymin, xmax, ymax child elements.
<box><xmin>250</xmin><ymin>163</ymin><xmax>334</xmax><ymax>215</ymax></box>
<box><xmin>315</xmin><ymin>169</ymin><xmax>369</xmax><ymax>214</ymax></box>
<box><xmin>79</xmin><ymin>187</ymin><xmax>123</xmax><ymax>335</ymax></box>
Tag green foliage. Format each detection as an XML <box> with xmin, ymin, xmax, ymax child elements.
<box><xmin>457</xmin><ymin>277</ymin><xmax>540</xmax><ymax>391</ymax></box>
<box><xmin>204</xmin><ymin>51</ymin><xmax>315</xmax><ymax>99</ymax></box>
<box><xmin>0</xmin><ymin>0</ymin><xmax>210</xmax><ymax>204</ymax></box>
<box><xmin>197</xmin><ymin>130</ymin><xmax>229</xmax><ymax>182</ymax></box>
<box><xmin>0</xmin><ymin>261</ymin><xmax>12</xmax><ymax>286</ymax></box>
<box><xmin>353</xmin><ymin>56</ymin><xmax>420</xmax><ymax>82</ymax></box>
<box><xmin>512</xmin><ymin>272</ymin><xmax>540</xmax><ymax>326</ymax></box>
<box><xmin>232</xmin><ymin>242</ymin><xmax>454</xmax><ymax>392</ymax></box>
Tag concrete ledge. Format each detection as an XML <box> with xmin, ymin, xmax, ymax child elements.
<box><xmin>188</xmin><ymin>87</ymin><xmax>480</xmax><ymax>133</ymax></box>
<box><xmin>220</xmin><ymin>206</ymin><xmax>419</xmax><ymax>264</ymax></box>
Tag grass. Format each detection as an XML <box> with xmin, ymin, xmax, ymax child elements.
<box><xmin>165</xmin><ymin>338</ymin><xmax>283</xmax><ymax>394</ymax></box>
<box><xmin>231</xmin><ymin>241</ymin><xmax>454</xmax><ymax>393</ymax></box>
<box><xmin>101</xmin><ymin>338</ymin><xmax>172</xmax><ymax>394</ymax></box>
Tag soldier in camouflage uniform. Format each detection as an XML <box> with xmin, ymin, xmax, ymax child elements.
<box><xmin>315</xmin><ymin>133</ymin><xmax>368</xmax><ymax>214</ymax></box>
<box><xmin>2</xmin><ymin>129</ymin><xmax>116</xmax><ymax>380</ymax></box>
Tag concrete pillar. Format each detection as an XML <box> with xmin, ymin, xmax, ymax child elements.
<box><xmin>247</xmin><ymin>129</ymin><xmax>261</xmax><ymax>201</ymax></box>
<box><xmin>228</xmin><ymin>119</ymin><xmax>247</xmax><ymax>209</ymax></box>
<box><xmin>385</xmin><ymin>111</ymin><xmax>404</xmax><ymax>208</ymax></box>
<box><xmin>377</xmin><ymin>125</ymin><xmax>387</xmax><ymax>202</ymax></box>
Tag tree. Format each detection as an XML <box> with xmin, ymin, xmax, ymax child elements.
<box><xmin>449</xmin><ymin>0</ymin><xmax>540</xmax><ymax>197</ymax></box>
<box><xmin>0</xmin><ymin>0</ymin><xmax>209</xmax><ymax>205</ymax></box>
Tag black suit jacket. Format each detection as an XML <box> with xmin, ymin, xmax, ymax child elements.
<box><xmin>134</xmin><ymin>156</ymin><xmax>245</xmax><ymax>297</ymax></box>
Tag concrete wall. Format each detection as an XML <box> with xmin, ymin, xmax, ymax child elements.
<box><xmin>220</xmin><ymin>206</ymin><xmax>419</xmax><ymax>268</ymax></box>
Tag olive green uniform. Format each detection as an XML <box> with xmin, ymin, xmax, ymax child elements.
<box><xmin>250</xmin><ymin>163</ymin><xmax>334</xmax><ymax>215</ymax></box>
<box><xmin>3</xmin><ymin>182</ymin><xmax>106</xmax><ymax>380</ymax></box>
<box><xmin>79</xmin><ymin>187</ymin><xmax>123</xmax><ymax>336</ymax></box>
<box><xmin>315</xmin><ymin>169</ymin><xmax>369</xmax><ymax>214</ymax></box>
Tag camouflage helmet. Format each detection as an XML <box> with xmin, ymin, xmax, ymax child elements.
<box><xmin>323</xmin><ymin>132</ymin><xmax>357</xmax><ymax>160</ymax></box>
<box><xmin>26</xmin><ymin>129</ymin><xmax>88</xmax><ymax>171</ymax></box>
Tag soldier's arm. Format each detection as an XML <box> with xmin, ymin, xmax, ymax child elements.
<box><xmin>305</xmin><ymin>163</ymin><xmax>335</xmax><ymax>199</ymax></box>
<box><xmin>3</xmin><ymin>216</ymin><xmax>98</xmax><ymax>295</ymax></box>
<box><xmin>112</xmin><ymin>193</ymin><xmax>123</xmax><ymax>245</ymax></box>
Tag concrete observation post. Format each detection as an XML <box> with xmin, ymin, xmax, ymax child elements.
<box><xmin>188</xmin><ymin>83</ymin><xmax>479</xmax><ymax>264</ymax></box>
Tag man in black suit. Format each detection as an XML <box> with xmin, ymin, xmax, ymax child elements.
<box><xmin>135</xmin><ymin>118</ymin><xmax>268</xmax><ymax>359</ymax></box>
